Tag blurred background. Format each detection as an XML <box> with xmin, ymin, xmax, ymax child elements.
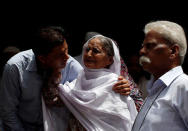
<box><xmin>1</xmin><ymin>14</ymin><xmax>187</xmax><ymax>56</ymax></box>
<box><xmin>0</xmin><ymin>3</ymin><xmax>187</xmax><ymax>72</ymax></box>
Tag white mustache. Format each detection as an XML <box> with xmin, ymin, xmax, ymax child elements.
<box><xmin>139</xmin><ymin>56</ymin><xmax>151</xmax><ymax>66</ymax></box>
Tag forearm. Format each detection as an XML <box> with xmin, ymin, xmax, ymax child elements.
<box><xmin>0</xmin><ymin>64</ymin><xmax>25</xmax><ymax>131</ymax></box>
<box><xmin>0</xmin><ymin>110</ymin><xmax>25</xmax><ymax>131</ymax></box>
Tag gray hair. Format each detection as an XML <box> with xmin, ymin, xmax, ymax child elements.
<box><xmin>144</xmin><ymin>20</ymin><xmax>187</xmax><ymax>64</ymax></box>
<box><xmin>95</xmin><ymin>36</ymin><xmax>114</xmax><ymax>57</ymax></box>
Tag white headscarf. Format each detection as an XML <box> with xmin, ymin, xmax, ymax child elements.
<box><xmin>81</xmin><ymin>35</ymin><xmax>121</xmax><ymax>77</ymax></box>
<box><xmin>43</xmin><ymin>35</ymin><xmax>137</xmax><ymax>131</ymax></box>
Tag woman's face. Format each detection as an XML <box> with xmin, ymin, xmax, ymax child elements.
<box><xmin>83</xmin><ymin>38</ymin><xmax>113</xmax><ymax>69</ymax></box>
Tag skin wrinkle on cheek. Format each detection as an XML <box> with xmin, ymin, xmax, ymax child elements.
<box><xmin>154</xmin><ymin>44</ymin><xmax>169</xmax><ymax>53</ymax></box>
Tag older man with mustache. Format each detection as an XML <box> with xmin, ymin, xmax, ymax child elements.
<box><xmin>132</xmin><ymin>20</ymin><xmax>188</xmax><ymax>131</ymax></box>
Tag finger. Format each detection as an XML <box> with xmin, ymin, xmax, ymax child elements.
<box><xmin>114</xmin><ymin>87</ymin><xmax>131</xmax><ymax>93</ymax></box>
<box><xmin>113</xmin><ymin>80</ymin><xmax>130</xmax><ymax>88</ymax></box>
<box><xmin>118</xmin><ymin>76</ymin><xmax>124</xmax><ymax>80</ymax></box>
<box><xmin>114</xmin><ymin>86</ymin><xmax>131</xmax><ymax>92</ymax></box>
<box><xmin>120</xmin><ymin>91</ymin><xmax>131</xmax><ymax>96</ymax></box>
<box><xmin>113</xmin><ymin>83</ymin><xmax>130</xmax><ymax>90</ymax></box>
<box><xmin>113</xmin><ymin>86</ymin><xmax>130</xmax><ymax>92</ymax></box>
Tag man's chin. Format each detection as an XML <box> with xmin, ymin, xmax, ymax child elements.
<box><xmin>52</xmin><ymin>66</ymin><xmax>65</xmax><ymax>72</ymax></box>
<box><xmin>57</xmin><ymin>66</ymin><xmax>65</xmax><ymax>71</ymax></box>
<box><xmin>58</xmin><ymin>63</ymin><xmax>67</xmax><ymax>70</ymax></box>
<box><xmin>141</xmin><ymin>64</ymin><xmax>151</xmax><ymax>73</ymax></box>
<box><xmin>141</xmin><ymin>62</ymin><xmax>149</xmax><ymax>68</ymax></box>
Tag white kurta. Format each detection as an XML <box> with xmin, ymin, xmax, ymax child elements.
<box><xmin>59</xmin><ymin>70</ymin><xmax>137</xmax><ymax>131</ymax></box>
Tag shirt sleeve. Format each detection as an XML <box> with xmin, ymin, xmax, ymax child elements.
<box><xmin>0</xmin><ymin>64</ymin><xmax>25</xmax><ymax>131</ymax></box>
<box><xmin>173</xmin><ymin>78</ymin><xmax>188</xmax><ymax>128</ymax></box>
<box><xmin>61</xmin><ymin>56</ymin><xmax>83</xmax><ymax>84</ymax></box>
<box><xmin>67</xmin><ymin>59</ymin><xmax>83</xmax><ymax>82</ymax></box>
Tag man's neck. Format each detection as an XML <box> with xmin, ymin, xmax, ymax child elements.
<box><xmin>153</xmin><ymin>65</ymin><xmax>180</xmax><ymax>81</ymax></box>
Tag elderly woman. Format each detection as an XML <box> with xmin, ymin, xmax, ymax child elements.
<box><xmin>43</xmin><ymin>35</ymin><xmax>137</xmax><ymax>131</ymax></box>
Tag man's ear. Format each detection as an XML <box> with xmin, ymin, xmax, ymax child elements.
<box><xmin>170</xmin><ymin>44</ymin><xmax>179</xmax><ymax>59</ymax></box>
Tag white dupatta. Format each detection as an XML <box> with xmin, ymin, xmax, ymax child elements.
<box><xmin>43</xmin><ymin>35</ymin><xmax>137</xmax><ymax>131</ymax></box>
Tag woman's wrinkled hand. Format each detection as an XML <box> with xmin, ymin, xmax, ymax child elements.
<box><xmin>113</xmin><ymin>76</ymin><xmax>131</xmax><ymax>96</ymax></box>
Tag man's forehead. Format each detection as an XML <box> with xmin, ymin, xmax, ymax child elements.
<box><xmin>144</xmin><ymin>31</ymin><xmax>167</xmax><ymax>44</ymax></box>
<box><xmin>143</xmin><ymin>37</ymin><xmax>158</xmax><ymax>44</ymax></box>
<box><xmin>51</xmin><ymin>43</ymin><xmax>67</xmax><ymax>53</ymax></box>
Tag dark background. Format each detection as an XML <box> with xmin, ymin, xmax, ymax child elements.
<box><xmin>0</xmin><ymin>4</ymin><xmax>187</xmax><ymax>60</ymax></box>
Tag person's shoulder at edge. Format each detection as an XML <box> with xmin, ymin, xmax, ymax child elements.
<box><xmin>6</xmin><ymin>49</ymin><xmax>34</xmax><ymax>67</ymax></box>
<box><xmin>173</xmin><ymin>73</ymin><xmax>188</xmax><ymax>90</ymax></box>
<box><xmin>61</xmin><ymin>55</ymin><xmax>83</xmax><ymax>84</ymax></box>
<box><xmin>65</xmin><ymin>55</ymin><xmax>83</xmax><ymax>70</ymax></box>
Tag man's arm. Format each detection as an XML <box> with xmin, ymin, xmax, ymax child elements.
<box><xmin>0</xmin><ymin>64</ymin><xmax>25</xmax><ymax>131</ymax></box>
<box><xmin>174</xmin><ymin>79</ymin><xmax>188</xmax><ymax>128</ymax></box>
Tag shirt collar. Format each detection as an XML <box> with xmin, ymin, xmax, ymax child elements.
<box><xmin>147</xmin><ymin>76</ymin><xmax>164</xmax><ymax>96</ymax></box>
<box><xmin>26</xmin><ymin>50</ymin><xmax>37</xmax><ymax>72</ymax></box>
<box><xmin>147</xmin><ymin>66</ymin><xmax>183</xmax><ymax>95</ymax></box>
<box><xmin>159</xmin><ymin>66</ymin><xmax>183</xmax><ymax>86</ymax></box>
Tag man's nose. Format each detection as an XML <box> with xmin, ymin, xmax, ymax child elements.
<box><xmin>139</xmin><ymin>47</ymin><xmax>146</xmax><ymax>56</ymax></box>
<box><xmin>64</xmin><ymin>53</ymin><xmax>69</xmax><ymax>61</ymax></box>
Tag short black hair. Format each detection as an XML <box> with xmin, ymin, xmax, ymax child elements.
<box><xmin>32</xmin><ymin>26</ymin><xmax>66</xmax><ymax>56</ymax></box>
